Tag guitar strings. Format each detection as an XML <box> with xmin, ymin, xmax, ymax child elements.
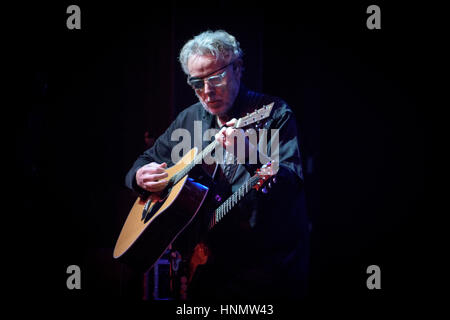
<box><xmin>209</xmin><ymin>174</ymin><xmax>260</xmax><ymax>230</ymax></box>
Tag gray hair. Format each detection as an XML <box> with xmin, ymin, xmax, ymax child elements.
<box><xmin>179</xmin><ymin>30</ymin><xmax>243</xmax><ymax>75</ymax></box>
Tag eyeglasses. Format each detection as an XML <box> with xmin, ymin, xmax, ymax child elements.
<box><xmin>187</xmin><ymin>60</ymin><xmax>236</xmax><ymax>91</ymax></box>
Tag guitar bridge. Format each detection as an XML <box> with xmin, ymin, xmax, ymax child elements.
<box><xmin>141</xmin><ymin>187</ymin><xmax>172</xmax><ymax>223</ymax></box>
<box><xmin>141</xmin><ymin>199</ymin><xmax>152</xmax><ymax>221</ymax></box>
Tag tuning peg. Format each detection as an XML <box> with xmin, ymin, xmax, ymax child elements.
<box><xmin>261</xmin><ymin>187</ymin><xmax>268</xmax><ymax>194</ymax></box>
<box><xmin>268</xmin><ymin>182</ymin><xmax>272</xmax><ymax>188</ymax></box>
<box><xmin>272</xmin><ymin>177</ymin><xmax>276</xmax><ymax>184</ymax></box>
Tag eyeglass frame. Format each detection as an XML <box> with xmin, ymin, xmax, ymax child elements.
<box><xmin>186</xmin><ymin>59</ymin><xmax>237</xmax><ymax>91</ymax></box>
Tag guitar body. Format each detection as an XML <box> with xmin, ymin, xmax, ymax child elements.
<box><xmin>113</xmin><ymin>148</ymin><xmax>209</xmax><ymax>271</ymax></box>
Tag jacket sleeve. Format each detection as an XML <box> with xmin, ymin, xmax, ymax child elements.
<box><xmin>124</xmin><ymin>116</ymin><xmax>181</xmax><ymax>196</ymax></box>
<box><xmin>245</xmin><ymin>101</ymin><xmax>303</xmax><ymax>188</ymax></box>
<box><xmin>269</xmin><ymin>103</ymin><xmax>304</xmax><ymax>187</ymax></box>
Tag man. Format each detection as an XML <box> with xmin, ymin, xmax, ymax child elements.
<box><xmin>125</xmin><ymin>30</ymin><xmax>309</xmax><ymax>301</ymax></box>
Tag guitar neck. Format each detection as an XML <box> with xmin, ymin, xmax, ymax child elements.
<box><xmin>166</xmin><ymin>102</ymin><xmax>274</xmax><ymax>189</ymax></box>
<box><xmin>167</xmin><ymin>120</ymin><xmax>242</xmax><ymax>187</ymax></box>
<box><xmin>169</xmin><ymin>140</ymin><xmax>220</xmax><ymax>187</ymax></box>
<box><xmin>208</xmin><ymin>174</ymin><xmax>260</xmax><ymax>230</ymax></box>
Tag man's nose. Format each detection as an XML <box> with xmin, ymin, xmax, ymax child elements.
<box><xmin>204</xmin><ymin>81</ymin><xmax>215</xmax><ymax>94</ymax></box>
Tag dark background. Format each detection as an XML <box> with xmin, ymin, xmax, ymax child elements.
<box><xmin>17</xmin><ymin>0</ymin><xmax>425</xmax><ymax>306</ymax></box>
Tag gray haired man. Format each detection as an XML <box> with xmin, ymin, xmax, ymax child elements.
<box><xmin>126</xmin><ymin>30</ymin><xmax>309</xmax><ymax>301</ymax></box>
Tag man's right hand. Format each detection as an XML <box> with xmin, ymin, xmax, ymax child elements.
<box><xmin>136</xmin><ymin>162</ymin><xmax>168</xmax><ymax>192</ymax></box>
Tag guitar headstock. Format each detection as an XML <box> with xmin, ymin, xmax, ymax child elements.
<box><xmin>235</xmin><ymin>102</ymin><xmax>274</xmax><ymax>129</ymax></box>
<box><xmin>253</xmin><ymin>162</ymin><xmax>276</xmax><ymax>192</ymax></box>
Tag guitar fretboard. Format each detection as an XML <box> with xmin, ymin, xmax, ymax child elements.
<box><xmin>209</xmin><ymin>174</ymin><xmax>261</xmax><ymax>230</ymax></box>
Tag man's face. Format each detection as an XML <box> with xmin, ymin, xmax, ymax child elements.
<box><xmin>187</xmin><ymin>54</ymin><xmax>241</xmax><ymax>117</ymax></box>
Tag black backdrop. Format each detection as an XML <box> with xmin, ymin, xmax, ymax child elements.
<box><xmin>18</xmin><ymin>0</ymin><xmax>426</xmax><ymax>307</ymax></box>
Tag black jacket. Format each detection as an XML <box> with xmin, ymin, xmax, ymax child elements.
<box><xmin>125</xmin><ymin>85</ymin><xmax>309</xmax><ymax>301</ymax></box>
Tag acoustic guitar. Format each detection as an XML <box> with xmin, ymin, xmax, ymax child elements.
<box><xmin>113</xmin><ymin>103</ymin><xmax>274</xmax><ymax>271</ymax></box>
